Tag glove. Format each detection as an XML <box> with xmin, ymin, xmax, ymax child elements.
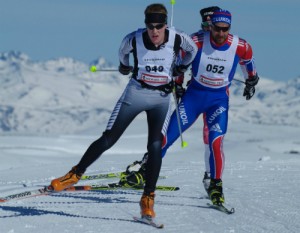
<box><xmin>243</xmin><ymin>85</ymin><xmax>256</xmax><ymax>100</ymax></box>
<box><xmin>118</xmin><ymin>63</ymin><xmax>133</xmax><ymax>75</ymax></box>
<box><xmin>172</xmin><ymin>65</ymin><xmax>188</xmax><ymax>77</ymax></box>
<box><xmin>243</xmin><ymin>74</ymin><xmax>259</xmax><ymax>100</ymax></box>
<box><xmin>245</xmin><ymin>73</ymin><xmax>259</xmax><ymax>87</ymax></box>
<box><xmin>175</xmin><ymin>83</ymin><xmax>185</xmax><ymax>99</ymax></box>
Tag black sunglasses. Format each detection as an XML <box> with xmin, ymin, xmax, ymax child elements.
<box><xmin>212</xmin><ymin>25</ymin><xmax>230</xmax><ymax>32</ymax></box>
<box><xmin>146</xmin><ymin>23</ymin><xmax>165</xmax><ymax>30</ymax></box>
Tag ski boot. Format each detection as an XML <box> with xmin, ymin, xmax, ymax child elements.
<box><xmin>119</xmin><ymin>152</ymin><xmax>148</xmax><ymax>187</ymax></box>
<box><xmin>125</xmin><ymin>152</ymin><xmax>148</xmax><ymax>174</ymax></box>
<box><xmin>202</xmin><ymin>171</ymin><xmax>211</xmax><ymax>194</ymax></box>
<box><xmin>207</xmin><ymin>178</ymin><xmax>225</xmax><ymax>205</ymax></box>
<box><xmin>51</xmin><ymin>166</ymin><xmax>85</xmax><ymax>192</ymax></box>
<box><xmin>119</xmin><ymin>163</ymin><xmax>146</xmax><ymax>188</ymax></box>
<box><xmin>140</xmin><ymin>191</ymin><xmax>156</xmax><ymax>218</ymax></box>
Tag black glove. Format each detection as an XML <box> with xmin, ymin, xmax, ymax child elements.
<box><xmin>175</xmin><ymin>83</ymin><xmax>185</xmax><ymax>99</ymax></box>
<box><xmin>243</xmin><ymin>74</ymin><xmax>259</xmax><ymax>100</ymax></box>
<box><xmin>173</xmin><ymin>65</ymin><xmax>188</xmax><ymax>77</ymax></box>
<box><xmin>243</xmin><ymin>85</ymin><xmax>256</xmax><ymax>100</ymax></box>
<box><xmin>118</xmin><ymin>63</ymin><xmax>133</xmax><ymax>75</ymax></box>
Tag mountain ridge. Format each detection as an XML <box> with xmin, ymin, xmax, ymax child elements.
<box><xmin>1</xmin><ymin>51</ymin><xmax>299</xmax><ymax>134</ymax></box>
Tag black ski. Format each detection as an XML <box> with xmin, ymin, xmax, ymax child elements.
<box><xmin>207</xmin><ymin>203</ymin><xmax>235</xmax><ymax>214</ymax></box>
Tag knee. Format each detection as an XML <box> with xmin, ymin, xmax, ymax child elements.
<box><xmin>101</xmin><ymin>130</ymin><xmax>117</xmax><ymax>149</ymax></box>
<box><xmin>147</xmin><ymin>140</ymin><xmax>162</xmax><ymax>154</ymax></box>
<box><xmin>211</xmin><ymin>135</ymin><xmax>224</xmax><ymax>152</ymax></box>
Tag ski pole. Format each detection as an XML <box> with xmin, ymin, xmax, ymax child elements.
<box><xmin>172</xmin><ymin>86</ymin><xmax>188</xmax><ymax>148</ymax></box>
<box><xmin>233</xmin><ymin>78</ymin><xmax>245</xmax><ymax>84</ymax></box>
<box><xmin>90</xmin><ymin>65</ymin><xmax>118</xmax><ymax>72</ymax></box>
<box><xmin>169</xmin><ymin>0</ymin><xmax>187</xmax><ymax>148</ymax></box>
<box><xmin>170</xmin><ymin>0</ymin><xmax>176</xmax><ymax>27</ymax></box>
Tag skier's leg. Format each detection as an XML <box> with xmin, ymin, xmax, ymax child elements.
<box><xmin>140</xmin><ymin>92</ymin><xmax>171</xmax><ymax>218</ymax></box>
<box><xmin>161</xmin><ymin>89</ymin><xmax>202</xmax><ymax>157</ymax></box>
<box><xmin>202</xmin><ymin>113</ymin><xmax>211</xmax><ymax>192</ymax></box>
<box><xmin>206</xmin><ymin>99</ymin><xmax>229</xmax><ymax>205</ymax></box>
<box><xmin>51</xmin><ymin>80</ymin><xmax>143</xmax><ymax>191</ymax></box>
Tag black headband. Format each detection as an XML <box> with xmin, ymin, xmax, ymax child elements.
<box><xmin>145</xmin><ymin>13</ymin><xmax>167</xmax><ymax>24</ymax></box>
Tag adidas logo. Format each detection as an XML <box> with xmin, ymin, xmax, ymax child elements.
<box><xmin>210</xmin><ymin>123</ymin><xmax>222</xmax><ymax>133</ymax></box>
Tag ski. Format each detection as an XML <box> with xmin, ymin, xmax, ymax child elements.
<box><xmin>0</xmin><ymin>183</ymin><xmax>179</xmax><ymax>203</ymax></box>
<box><xmin>0</xmin><ymin>186</ymin><xmax>54</xmax><ymax>203</ymax></box>
<box><xmin>81</xmin><ymin>172</ymin><xmax>126</xmax><ymax>180</ymax></box>
<box><xmin>81</xmin><ymin>172</ymin><xmax>166</xmax><ymax>181</ymax></box>
<box><xmin>133</xmin><ymin>216</ymin><xmax>164</xmax><ymax>229</ymax></box>
<box><xmin>68</xmin><ymin>183</ymin><xmax>180</xmax><ymax>192</ymax></box>
<box><xmin>14</xmin><ymin>172</ymin><xmax>165</xmax><ymax>189</ymax></box>
<box><xmin>207</xmin><ymin>203</ymin><xmax>235</xmax><ymax>215</ymax></box>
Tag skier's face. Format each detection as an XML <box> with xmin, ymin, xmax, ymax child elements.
<box><xmin>211</xmin><ymin>22</ymin><xmax>230</xmax><ymax>45</ymax></box>
<box><xmin>146</xmin><ymin>23</ymin><xmax>167</xmax><ymax>47</ymax></box>
<box><xmin>201</xmin><ymin>16</ymin><xmax>212</xmax><ymax>32</ymax></box>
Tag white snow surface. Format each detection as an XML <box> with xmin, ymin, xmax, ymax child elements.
<box><xmin>0</xmin><ymin>119</ymin><xmax>299</xmax><ymax>233</ymax></box>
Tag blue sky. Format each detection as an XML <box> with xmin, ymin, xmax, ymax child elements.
<box><xmin>1</xmin><ymin>0</ymin><xmax>299</xmax><ymax>82</ymax></box>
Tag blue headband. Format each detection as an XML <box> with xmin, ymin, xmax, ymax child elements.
<box><xmin>211</xmin><ymin>9</ymin><xmax>232</xmax><ymax>25</ymax></box>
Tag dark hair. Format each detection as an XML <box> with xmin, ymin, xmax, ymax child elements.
<box><xmin>144</xmin><ymin>3</ymin><xmax>168</xmax><ymax>24</ymax></box>
<box><xmin>145</xmin><ymin>3</ymin><xmax>168</xmax><ymax>15</ymax></box>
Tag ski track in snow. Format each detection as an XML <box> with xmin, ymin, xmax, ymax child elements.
<box><xmin>0</xmin><ymin>121</ymin><xmax>299</xmax><ymax>233</ymax></box>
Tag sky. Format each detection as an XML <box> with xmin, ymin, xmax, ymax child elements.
<box><xmin>1</xmin><ymin>0</ymin><xmax>299</xmax><ymax>82</ymax></box>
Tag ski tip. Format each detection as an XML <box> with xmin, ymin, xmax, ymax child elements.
<box><xmin>207</xmin><ymin>203</ymin><xmax>235</xmax><ymax>214</ymax></box>
<box><xmin>0</xmin><ymin>199</ymin><xmax>6</xmax><ymax>203</ymax></box>
<box><xmin>133</xmin><ymin>216</ymin><xmax>164</xmax><ymax>229</ymax></box>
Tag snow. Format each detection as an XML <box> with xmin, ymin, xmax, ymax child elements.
<box><xmin>0</xmin><ymin>119</ymin><xmax>299</xmax><ymax>233</ymax></box>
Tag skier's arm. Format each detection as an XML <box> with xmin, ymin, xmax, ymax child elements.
<box><xmin>118</xmin><ymin>31</ymin><xmax>135</xmax><ymax>67</ymax></box>
<box><xmin>237</xmin><ymin>38</ymin><xmax>257</xmax><ymax>78</ymax></box>
<box><xmin>172</xmin><ymin>31</ymin><xmax>198</xmax><ymax>87</ymax></box>
<box><xmin>237</xmin><ymin>39</ymin><xmax>259</xmax><ymax>100</ymax></box>
<box><xmin>177</xmin><ymin>31</ymin><xmax>198</xmax><ymax>67</ymax></box>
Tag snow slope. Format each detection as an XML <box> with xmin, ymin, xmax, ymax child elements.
<box><xmin>0</xmin><ymin>119</ymin><xmax>299</xmax><ymax>233</ymax></box>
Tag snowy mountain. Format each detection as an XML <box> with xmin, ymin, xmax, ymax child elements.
<box><xmin>0</xmin><ymin>51</ymin><xmax>299</xmax><ymax>134</ymax></box>
<box><xmin>0</xmin><ymin>51</ymin><xmax>128</xmax><ymax>134</ymax></box>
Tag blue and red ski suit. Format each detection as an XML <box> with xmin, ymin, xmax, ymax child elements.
<box><xmin>161</xmin><ymin>31</ymin><xmax>256</xmax><ymax>179</ymax></box>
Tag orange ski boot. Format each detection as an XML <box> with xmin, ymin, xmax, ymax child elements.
<box><xmin>140</xmin><ymin>192</ymin><xmax>156</xmax><ymax>218</ymax></box>
<box><xmin>51</xmin><ymin>166</ymin><xmax>84</xmax><ymax>191</ymax></box>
